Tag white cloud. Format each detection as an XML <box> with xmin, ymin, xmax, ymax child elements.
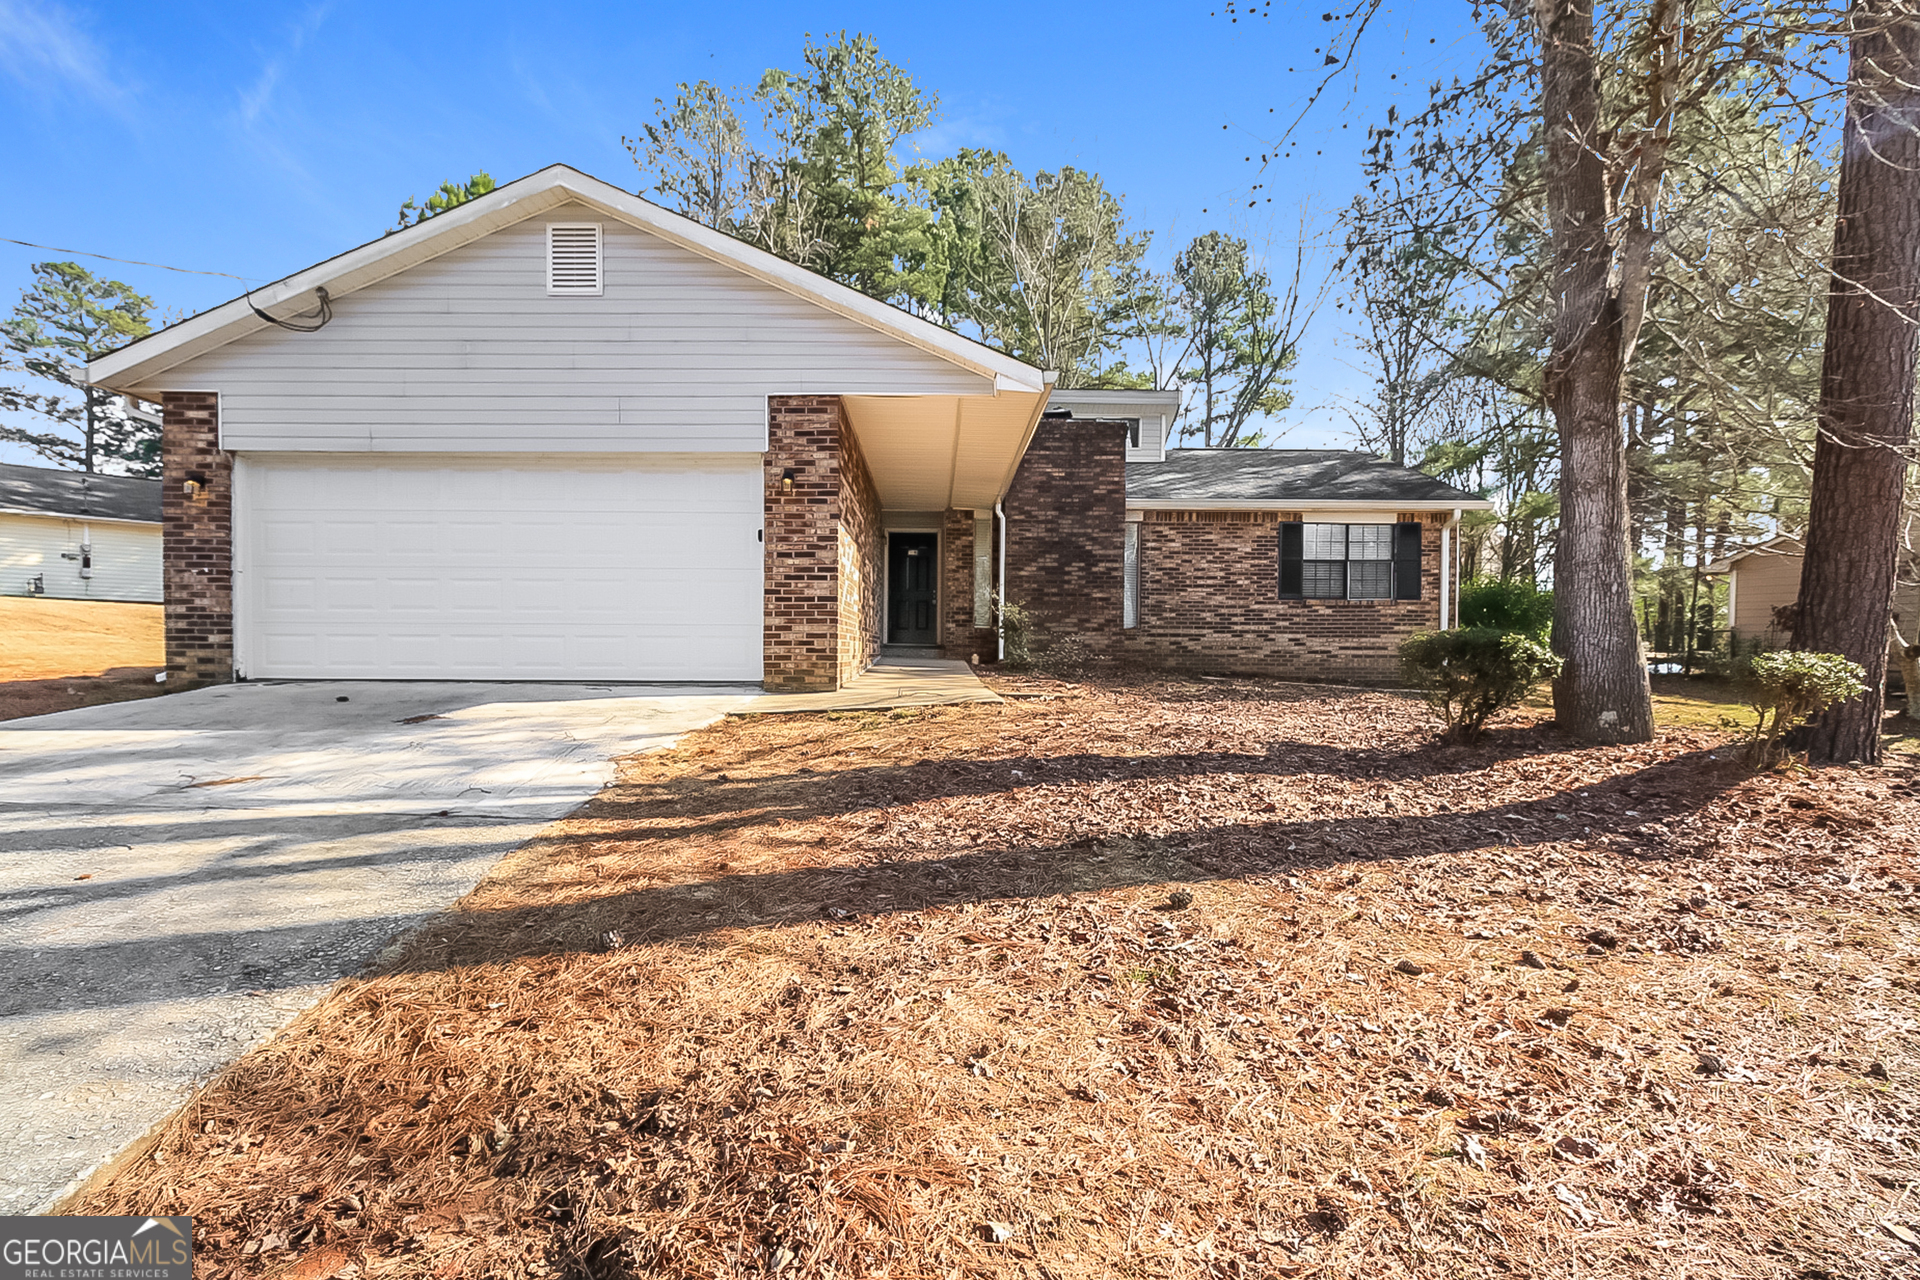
<box><xmin>0</xmin><ymin>0</ymin><xmax>128</xmax><ymax>111</ymax></box>
<box><xmin>237</xmin><ymin>3</ymin><xmax>330</xmax><ymax>128</ymax></box>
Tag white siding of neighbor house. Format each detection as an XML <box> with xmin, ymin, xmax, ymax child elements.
<box><xmin>0</xmin><ymin>512</ymin><xmax>162</xmax><ymax>602</ymax></box>
<box><xmin>135</xmin><ymin>203</ymin><xmax>993</xmax><ymax>453</ymax></box>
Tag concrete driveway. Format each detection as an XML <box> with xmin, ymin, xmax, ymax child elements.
<box><xmin>0</xmin><ymin>680</ymin><xmax>753</xmax><ymax>1213</ymax></box>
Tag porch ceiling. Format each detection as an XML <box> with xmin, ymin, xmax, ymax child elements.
<box><xmin>841</xmin><ymin>390</ymin><xmax>1048</xmax><ymax>512</ymax></box>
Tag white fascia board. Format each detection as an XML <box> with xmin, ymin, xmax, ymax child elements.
<box><xmin>89</xmin><ymin>164</ymin><xmax>1047</xmax><ymax>396</ymax></box>
<box><xmin>1050</xmin><ymin>388</ymin><xmax>1182</xmax><ymax>410</ymax></box>
<box><xmin>1126</xmin><ymin>497</ymin><xmax>1497</xmax><ymax>512</ymax></box>
<box><xmin>993</xmin><ymin>375</ymin><xmax>1059</xmax><ymax>503</ymax></box>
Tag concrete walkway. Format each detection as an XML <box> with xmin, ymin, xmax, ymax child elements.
<box><xmin>0</xmin><ymin>680</ymin><xmax>752</xmax><ymax>1213</ymax></box>
<box><xmin>740</xmin><ymin>654</ymin><xmax>1003</xmax><ymax>714</ymax></box>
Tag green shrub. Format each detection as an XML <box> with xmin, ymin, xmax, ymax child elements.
<box><xmin>1400</xmin><ymin>627</ymin><xmax>1561</xmax><ymax>742</ymax></box>
<box><xmin>1741</xmin><ymin>650</ymin><xmax>1868</xmax><ymax>767</ymax></box>
<box><xmin>1458</xmin><ymin>577</ymin><xmax>1555</xmax><ymax>639</ymax></box>
<box><xmin>992</xmin><ymin>592</ymin><xmax>1034</xmax><ymax>667</ymax></box>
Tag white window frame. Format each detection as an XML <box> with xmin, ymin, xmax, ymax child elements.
<box><xmin>1302</xmin><ymin>522</ymin><xmax>1395</xmax><ymax>601</ymax></box>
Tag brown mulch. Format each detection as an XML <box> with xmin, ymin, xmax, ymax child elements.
<box><xmin>0</xmin><ymin>665</ymin><xmax>170</xmax><ymax>721</ymax></box>
<box><xmin>73</xmin><ymin>676</ymin><xmax>1920</xmax><ymax>1278</ymax></box>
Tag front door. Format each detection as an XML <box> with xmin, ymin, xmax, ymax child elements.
<box><xmin>887</xmin><ymin>533</ymin><xmax>939</xmax><ymax>644</ymax></box>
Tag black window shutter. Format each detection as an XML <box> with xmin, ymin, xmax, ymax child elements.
<box><xmin>1393</xmin><ymin>521</ymin><xmax>1423</xmax><ymax>600</ymax></box>
<box><xmin>1279</xmin><ymin>522</ymin><xmax>1304</xmax><ymax>598</ymax></box>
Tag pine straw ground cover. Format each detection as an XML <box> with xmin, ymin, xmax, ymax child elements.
<box><xmin>77</xmin><ymin>677</ymin><xmax>1920</xmax><ymax>1280</ymax></box>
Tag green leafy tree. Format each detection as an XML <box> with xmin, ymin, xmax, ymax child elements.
<box><xmin>392</xmin><ymin>172</ymin><xmax>497</xmax><ymax>233</ymax></box>
<box><xmin>752</xmin><ymin>31</ymin><xmax>941</xmax><ymax>305</ymax></box>
<box><xmin>962</xmin><ymin>163</ymin><xmax>1151</xmax><ymax>388</ymax></box>
<box><xmin>626</xmin><ymin>82</ymin><xmax>754</xmax><ymax>231</ymax></box>
<box><xmin>628</xmin><ymin>38</ymin><xmax>1160</xmax><ymax>383</ymax></box>
<box><xmin>0</xmin><ymin>262</ymin><xmax>158</xmax><ymax>475</ymax></box>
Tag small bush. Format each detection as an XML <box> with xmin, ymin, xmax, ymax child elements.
<box><xmin>993</xmin><ymin>593</ymin><xmax>1034</xmax><ymax>667</ymax></box>
<box><xmin>1400</xmin><ymin>627</ymin><xmax>1561</xmax><ymax>742</ymax></box>
<box><xmin>1741</xmin><ymin>650</ymin><xmax>1868</xmax><ymax>767</ymax></box>
<box><xmin>1458</xmin><ymin>578</ymin><xmax>1555</xmax><ymax>638</ymax></box>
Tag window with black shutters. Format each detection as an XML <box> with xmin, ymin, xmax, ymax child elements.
<box><xmin>1279</xmin><ymin>520</ymin><xmax>1424</xmax><ymax>601</ymax></box>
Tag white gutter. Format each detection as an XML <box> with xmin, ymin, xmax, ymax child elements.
<box><xmin>995</xmin><ymin>499</ymin><xmax>1007</xmax><ymax>662</ymax></box>
<box><xmin>0</xmin><ymin>507</ymin><xmax>157</xmax><ymax>527</ymax></box>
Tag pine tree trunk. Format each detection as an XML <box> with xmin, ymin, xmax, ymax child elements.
<box><xmin>1539</xmin><ymin>0</ymin><xmax>1655</xmax><ymax>743</ymax></box>
<box><xmin>1791</xmin><ymin>0</ymin><xmax>1920</xmax><ymax>765</ymax></box>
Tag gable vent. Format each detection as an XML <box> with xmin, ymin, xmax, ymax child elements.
<box><xmin>546</xmin><ymin>223</ymin><xmax>602</xmax><ymax>296</ymax></box>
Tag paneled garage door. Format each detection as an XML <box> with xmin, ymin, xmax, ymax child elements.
<box><xmin>234</xmin><ymin>454</ymin><xmax>763</xmax><ymax>681</ymax></box>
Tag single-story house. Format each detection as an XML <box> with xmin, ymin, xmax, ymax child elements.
<box><xmin>0</xmin><ymin>462</ymin><xmax>162</xmax><ymax>602</ymax></box>
<box><xmin>1705</xmin><ymin>534</ymin><xmax>1920</xmax><ymax>649</ymax></box>
<box><xmin>86</xmin><ymin>165</ymin><xmax>1490</xmax><ymax>690</ymax></box>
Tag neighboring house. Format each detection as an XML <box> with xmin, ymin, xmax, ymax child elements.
<box><xmin>1705</xmin><ymin>534</ymin><xmax>1920</xmax><ymax>651</ymax></box>
<box><xmin>87</xmin><ymin>164</ymin><xmax>1488</xmax><ymax>689</ymax></box>
<box><xmin>0</xmin><ymin>462</ymin><xmax>162</xmax><ymax>602</ymax></box>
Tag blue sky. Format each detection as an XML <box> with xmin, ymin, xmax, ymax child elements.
<box><xmin>0</xmin><ymin>0</ymin><xmax>1487</xmax><ymax>467</ymax></box>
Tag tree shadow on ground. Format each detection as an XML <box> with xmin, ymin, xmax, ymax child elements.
<box><xmin>577</xmin><ymin>720</ymin><xmax>1657</xmax><ymax>846</ymax></box>
<box><xmin>401</xmin><ymin>745</ymin><xmax>1747</xmax><ymax>974</ymax></box>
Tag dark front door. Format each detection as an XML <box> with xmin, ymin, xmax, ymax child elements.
<box><xmin>887</xmin><ymin>533</ymin><xmax>939</xmax><ymax>644</ymax></box>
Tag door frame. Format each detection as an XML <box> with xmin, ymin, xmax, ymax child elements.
<box><xmin>882</xmin><ymin>525</ymin><xmax>942</xmax><ymax>646</ymax></box>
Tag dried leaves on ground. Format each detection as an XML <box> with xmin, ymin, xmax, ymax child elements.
<box><xmin>78</xmin><ymin>677</ymin><xmax>1920</xmax><ymax>1278</ymax></box>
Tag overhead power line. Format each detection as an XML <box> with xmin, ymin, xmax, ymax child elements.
<box><xmin>0</xmin><ymin>236</ymin><xmax>262</xmax><ymax>283</ymax></box>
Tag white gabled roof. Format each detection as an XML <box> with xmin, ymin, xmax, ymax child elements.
<box><xmin>88</xmin><ymin>164</ymin><xmax>1048</xmax><ymax>395</ymax></box>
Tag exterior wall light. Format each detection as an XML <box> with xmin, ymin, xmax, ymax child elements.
<box><xmin>183</xmin><ymin>473</ymin><xmax>208</xmax><ymax>500</ymax></box>
<box><xmin>780</xmin><ymin>467</ymin><xmax>796</xmax><ymax>494</ymax></box>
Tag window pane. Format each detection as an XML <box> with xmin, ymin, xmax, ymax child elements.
<box><xmin>1302</xmin><ymin>561</ymin><xmax>1345</xmax><ymax>598</ymax></box>
<box><xmin>1348</xmin><ymin>560</ymin><xmax>1392</xmax><ymax>599</ymax></box>
<box><xmin>1347</xmin><ymin>524</ymin><xmax>1393</xmax><ymax>560</ymax></box>
<box><xmin>1303</xmin><ymin>523</ymin><xmax>1346</xmax><ymax>560</ymax></box>
<box><xmin>973</xmin><ymin>517</ymin><xmax>993</xmax><ymax>626</ymax></box>
<box><xmin>1123</xmin><ymin>522</ymin><xmax>1141</xmax><ymax>628</ymax></box>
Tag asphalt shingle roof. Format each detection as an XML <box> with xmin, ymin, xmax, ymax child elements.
<box><xmin>0</xmin><ymin>462</ymin><xmax>162</xmax><ymax>523</ymax></box>
<box><xmin>1127</xmin><ymin>449</ymin><xmax>1482</xmax><ymax>505</ymax></box>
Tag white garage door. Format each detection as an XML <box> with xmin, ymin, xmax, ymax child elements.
<box><xmin>234</xmin><ymin>454</ymin><xmax>763</xmax><ymax>681</ymax></box>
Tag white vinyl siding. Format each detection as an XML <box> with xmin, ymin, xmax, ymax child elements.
<box><xmin>1125</xmin><ymin>415</ymin><xmax>1167</xmax><ymax>462</ymax></box>
<box><xmin>140</xmin><ymin>203</ymin><xmax>992</xmax><ymax>454</ymax></box>
<box><xmin>233</xmin><ymin>453</ymin><xmax>763</xmax><ymax>680</ymax></box>
<box><xmin>0</xmin><ymin>512</ymin><xmax>161</xmax><ymax>602</ymax></box>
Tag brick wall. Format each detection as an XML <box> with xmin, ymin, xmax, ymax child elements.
<box><xmin>160</xmin><ymin>392</ymin><xmax>234</xmax><ymax>683</ymax></box>
<box><xmin>1004</xmin><ymin>417</ymin><xmax>1129</xmax><ymax>652</ymax></box>
<box><xmin>836</xmin><ymin>423</ymin><xmax>881</xmax><ymax>685</ymax></box>
<box><xmin>764</xmin><ymin>395</ymin><xmax>879</xmax><ymax>692</ymax></box>
<box><xmin>1123</xmin><ymin>511</ymin><xmax>1447</xmax><ymax>681</ymax></box>
<box><xmin>940</xmin><ymin>508</ymin><xmax>995</xmax><ymax>660</ymax></box>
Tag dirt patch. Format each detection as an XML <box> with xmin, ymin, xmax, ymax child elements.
<box><xmin>72</xmin><ymin>677</ymin><xmax>1920</xmax><ymax>1278</ymax></box>
<box><xmin>0</xmin><ymin>665</ymin><xmax>170</xmax><ymax>722</ymax></box>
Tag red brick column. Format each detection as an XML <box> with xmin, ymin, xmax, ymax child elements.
<box><xmin>160</xmin><ymin>392</ymin><xmax>233</xmax><ymax>683</ymax></box>
<box><xmin>940</xmin><ymin>508</ymin><xmax>994</xmax><ymax>660</ymax></box>
<box><xmin>836</xmin><ymin>425</ymin><xmax>881</xmax><ymax>686</ymax></box>
<box><xmin>1003</xmin><ymin>417</ymin><xmax>1129</xmax><ymax>651</ymax></box>
<box><xmin>765</xmin><ymin>396</ymin><xmax>877</xmax><ymax>692</ymax></box>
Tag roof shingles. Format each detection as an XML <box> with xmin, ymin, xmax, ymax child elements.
<box><xmin>0</xmin><ymin>463</ymin><xmax>161</xmax><ymax>523</ymax></box>
<box><xmin>1127</xmin><ymin>449</ymin><xmax>1484</xmax><ymax>506</ymax></box>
